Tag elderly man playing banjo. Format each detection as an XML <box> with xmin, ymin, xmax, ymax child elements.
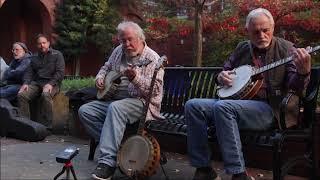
<box><xmin>185</xmin><ymin>8</ymin><xmax>312</xmax><ymax>180</ymax></box>
<box><xmin>78</xmin><ymin>21</ymin><xmax>164</xmax><ymax>180</ymax></box>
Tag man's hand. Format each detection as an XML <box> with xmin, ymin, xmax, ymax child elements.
<box><xmin>43</xmin><ymin>84</ymin><xmax>53</xmax><ymax>93</ymax></box>
<box><xmin>217</xmin><ymin>70</ymin><xmax>235</xmax><ymax>87</ymax></box>
<box><xmin>292</xmin><ymin>47</ymin><xmax>311</xmax><ymax>75</ymax></box>
<box><xmin>96</xmin><ymin>77</ymin><xmax>105</xmax><ymax>90</ymax></box>
<box><xmin>123</xmin><ymin>65</ymin><xmax>136</xmax><ymax>81</ymax></box>
<box><xmin>18</xmin><ymin>84</ymin><xmax>29</xmax><ymax>93</ymax></box>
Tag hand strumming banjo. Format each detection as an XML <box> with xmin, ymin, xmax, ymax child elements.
<box><xmin>96</xmin><ymin>59</ymin><xmax>152</xmax><ymax>100</ymax></box>
<box><xmin>217</xmin><ymin>45</ymin><xmax>320</xmax><ymax>100</ymax></box>
<box><xmin>117</xmin><ymin>56</ymin><xmax>167</xmax><ymax>178</ymax></box>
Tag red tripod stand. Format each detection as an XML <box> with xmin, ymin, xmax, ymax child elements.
<box><xmin>53</xmin><ymin>161</ymin><xmax>77</xmax><ymax>180</ymax></box>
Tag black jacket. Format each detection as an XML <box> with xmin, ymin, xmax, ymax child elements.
<box><xmin>24</xmin><ymin>48</ymin><xmax>65</xmax><ymax>87</ymax></box>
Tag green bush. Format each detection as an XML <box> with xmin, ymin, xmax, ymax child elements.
<box><xmin>61</xmin><ymin>77</ymin><xmax>95</xmax><ymax>92</ymax></box>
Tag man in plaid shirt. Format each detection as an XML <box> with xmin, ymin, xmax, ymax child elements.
<box><xmin>78</xmin><ymin>21</ymin><xmax>164</xmax><ymax>180</ymax></box>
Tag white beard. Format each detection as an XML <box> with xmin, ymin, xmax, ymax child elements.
<box><xmin>125</xmin><ymin>51</ymin><xmax>139</xmax><ymax>57</ymax></box>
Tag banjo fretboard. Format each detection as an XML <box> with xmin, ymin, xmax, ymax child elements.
<box><xmin>252</xmin><ymin>45</ymin><xmax>320</xmax><ymax>76</ymax></box>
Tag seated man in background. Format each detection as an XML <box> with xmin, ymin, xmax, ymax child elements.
<box><xmin>18</xmin><ymin>34</ymin><xmax>65</xmax><ymax>128</ymax></box>
<box><xmin>185</xmin><ymin>8</ymin><xmax>311</xmax><ymax>180</ymax></box>
<box><xmin>0</xmin><ymin>56</ymin><xmax>9</xmax><ymax>83</ymax></box>
<box><xmin>78</xmin><ymin>21</ymin><xmax>164</xmax><ymax>180</ymax></box>
<box><xmin>0</xmin><ymin>42</ymin><xmax>31</xmax><ymax>101</ymax></box>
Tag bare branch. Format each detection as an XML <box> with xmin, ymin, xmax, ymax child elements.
<box><xmin>204</xmin><ymin>0</ymin><xmax>218</xmax><ymax>6</ymax></box>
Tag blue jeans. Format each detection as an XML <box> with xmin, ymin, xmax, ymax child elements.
<box><xmin>78</xmin><ymin>98</ymin><xmax>144</xmax><ymax>167</ymax></box>
<box><xmin>185</xmin><ymin>98</ymin><xmax>274</xmax><ymax>174</ymax></box>
<box><xmin>0</xmin><ymin>84</ymin><xmax>21</xmax><ymax>101</ymax></box>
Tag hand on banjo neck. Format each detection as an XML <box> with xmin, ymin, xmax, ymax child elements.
<box><xmin>217</xmin><ymin>45</ymin><xmax>320</xmax><ymax>100</ymax></box>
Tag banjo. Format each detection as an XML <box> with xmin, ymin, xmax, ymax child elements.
<box><xmin>96</xmin><ymin>59</ymin><xmax>152</xmax><ymax>100</ymax></box>
<box><xmin>217</xmin><ymin>45</ymin><xmax>320</xmax><ymax>100</ymax></box>
<box><xmin>117</xmin><ymin>56</ymin><xmax>167</xmax><ymax>178</ymax></box>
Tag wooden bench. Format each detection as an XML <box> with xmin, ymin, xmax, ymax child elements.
<box><xmin>86</xmin><ymin>66</ymin><xmax>320</xmax><ymax>180</ymax></box>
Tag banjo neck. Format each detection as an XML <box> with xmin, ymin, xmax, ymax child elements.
<box><xmin>137</xmin><ymin>56</ymin><xmax>167</xmax><ymax>136</ymax></box>
<box><xmin>251</xmin><ymin>45</ymin><xmax>320</xmax><ymax>76</ymax></box>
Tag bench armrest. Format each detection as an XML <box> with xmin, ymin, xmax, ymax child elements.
<box><xmin>280</xmin><ymin>82</ymin><xmax>320</xmax><ymax>130</ymax></box>
<box><xmin>302</xmin><ymin>87</ymin><xmax>318</xmax><ymax>103</ymax></box>
<box><xmin>279</xmin><ymin>92</ymin><xmax>296</xmax><ymax>130</ymax></box>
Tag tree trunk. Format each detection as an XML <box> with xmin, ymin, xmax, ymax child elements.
<box><xmin>221</xmin><ymin>0</ymin><xmax>224</xmax><ymax>11</ymax></box>
<box><xmin>74</xmin><ymin>58</ymin><xmax>80</xmax><ymax>76</ymax></box>
<box><xmin>193</xmin><ymin>2</ymin><xmax>203</xmax><ymax>67</ymax></box>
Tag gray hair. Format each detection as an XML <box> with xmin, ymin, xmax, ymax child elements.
<box><xmin>245</xmin><ymin>8</ymin><xmax>275</xmax><ymax>29</ymax></box>
<box><xmin>13</xmin><ymin>42</ymin><xmax>29</xmax><ymax>53</ymax></box>
<box><xmin>117</xmin><ymin>21</ymin><xmax>146</xmax><ymax>42</ymax></box>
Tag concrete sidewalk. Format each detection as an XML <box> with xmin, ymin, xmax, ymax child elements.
<box><xmin>1</xmin><ymin>135</ymin><xmax>305</xmax><ymax>180</ymax></box>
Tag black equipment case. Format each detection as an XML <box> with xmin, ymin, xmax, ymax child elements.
<box><xmin>0</xmin><ymin>98</ymin><xmax>50</xmax><ymax>141</ymax></box>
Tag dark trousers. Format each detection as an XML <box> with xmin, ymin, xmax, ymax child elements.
<box><xmin>0</xmin><ymin>84</ymin><xmax>21</xmax><ymax>101</ymax></box>
<box><xmin>17</xmin><ymin>84</ymin><xmax>59</xmax><ymax>127</ymax></box>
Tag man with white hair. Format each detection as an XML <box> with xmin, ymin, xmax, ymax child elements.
<box><xmin>78</xmin><ymin>21</ymin><xmax>164</xmax><ymax>180</ymax></box>
<box><xmin>0</xmin><ymin>42</ymin><xmax>31</xmax><ymax>101</ymax></box>
<box><xmin>185</xmin><ymin>8</ymin><xmax>311</xmax><ymax>180</ymax></box>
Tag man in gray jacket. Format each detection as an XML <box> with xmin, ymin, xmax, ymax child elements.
<box><xmin>18</xmin><ymin>34</ymin><xmax>65</xmax><ymax>128</ymax></box>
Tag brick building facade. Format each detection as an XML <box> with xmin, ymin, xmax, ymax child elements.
<box><xmin>0</xmin><ymin>0</ymin><xmax>195</xmax><ymax>76</ymax></box>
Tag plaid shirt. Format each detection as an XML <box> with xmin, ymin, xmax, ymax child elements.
<box><xmin>96</xmin><ymin>44</ymin><xmax>164</xmax><ymax>120</ymax></box>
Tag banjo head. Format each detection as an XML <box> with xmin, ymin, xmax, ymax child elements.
<box><xmin>217</xmin><ymin>65</ymin><xmax>253</xmax><ymax>99</ymax></box>
<box><xmin>96</xmin><ymin>71</ymin><xmax>121</xmax><ymax>100</ymax></box>
<box><xmin>118</xmin><ymin>135</ymin><xmax>154</xmax><ymax>176</ymax></box>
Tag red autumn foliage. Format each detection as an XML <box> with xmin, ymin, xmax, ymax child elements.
<box><xmin>146</xmin><ymin>0</ymin><xmax>320</xmax><ymax>42</ymax></box>
<box><xmin>235</xmin><ymin>0</ymin><xmax>320</xmax><ymax>33</ymax></box>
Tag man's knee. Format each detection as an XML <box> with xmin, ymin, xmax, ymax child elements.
<box><xmin>41</xmin><ymin>92</ymin><xmax>53</xmax><ymax>101</ymax></box>
<box><xmin>213</xmin><ymin>100</ymin><xmax>229</xmax><ymax>113</ymax></box>
<box><xmin>78</xmin><ymin>104</ymin><xmax>88</xmax><ymax>119</ymax></box>
<box><xmin>108</xmin><ymin>101</ymin><xmax>123</xmax><ymax>112</ymax></box>
<box><xmin>78</xmin><ymin>103</ymin><xmax>96</xmax><ymax>123</ymax></box>
<box><xmin>107</xmin><ymin>101</ymin><xmax>131</xmax><ymax>121</ymax></box>
<box><xmin>17</xmin><ymin>92</ymin><xmax>30</xmax><ymax>101</ymax></box>
<box><xmin>185</xmin><ymin>99</ymin><xmax>201</xmax><ymax>111</ymax></box>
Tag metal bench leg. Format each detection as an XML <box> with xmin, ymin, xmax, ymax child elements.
<box><xmin>273</xmin><ymin>141</ymin><xmax>282</xmax><ymax>180</ymax></box>
<box><xmin>88</xmin><ymin>137</ymin><xmax>98</xmax><ymax>161</ymax></box>
<box><xmin>312</xmin><ymin>120</ymin><xmax>320</xmax><ymax>180</ymax></box>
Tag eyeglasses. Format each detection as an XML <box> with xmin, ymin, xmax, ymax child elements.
<box><xmin>12</xmin><ymin>48</ymin><xmax>24</xmax><ymax>52</ymax></box>
<box><xmin>119</xmin><ymin>37</ymin><xmax>139</xmax><ymax>45</ymax></box>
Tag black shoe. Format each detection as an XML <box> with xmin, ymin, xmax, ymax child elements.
<box><xmin>232</xmin><ymin>172</ymin><xmax>255</xmax><ymax>180</ymax></box>
<box><xmin>111</xmin><ymin>168</ymin><xmax>129</xmax><ymax>180</ymax></box>
<box><xmin>193</xmin><ymin>167</ymin><xmax>221</xmax><ymax>180</ymax></box>
<box><xmin>92</xmin><ymin>163</ymin><xmax>116</xmax><ymax>180</ymax></box>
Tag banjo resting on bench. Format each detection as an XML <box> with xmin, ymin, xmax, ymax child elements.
<box><xmin>217</xmin><ymin>45</ymin><xmax>320</xmax><ymax>100</ymax></box>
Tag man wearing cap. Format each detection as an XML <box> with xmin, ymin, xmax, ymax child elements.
<box><xmin>18</xmin><ymin>34</ymin><xmax>65</xmax><ymax>128</ymax></box>
<box><xmin>0</xmin><ymin>42</ymin><xmax>32</xmax><ymax>101</ymax></box>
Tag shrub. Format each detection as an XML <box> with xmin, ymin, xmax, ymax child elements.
<box><xmin>61</xmin><ymin>77</ymin><xmax>95</xmax><ymax>92</ymax></box>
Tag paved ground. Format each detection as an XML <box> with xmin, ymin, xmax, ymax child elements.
<box><xmin>1</xmin><ymin>135</ymin><xmax>306</xmax><ymax>180</ymax></box>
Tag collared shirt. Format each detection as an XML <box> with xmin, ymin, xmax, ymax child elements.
<box><xmin>24</xmin><ymin>48</ymin><xmax>65</xmax><ymax>87</ymax></box>
<box><xmin>96</xmin><ymin>44</ymin><xmax>164</xmax><ymax>120</ymax></box>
